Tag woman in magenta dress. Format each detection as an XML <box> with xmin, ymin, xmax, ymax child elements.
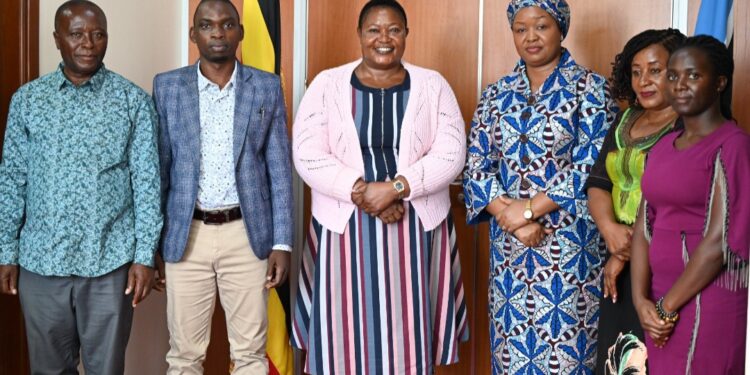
<box><xmin>631</xmin><ymin>35</ymin><xmax>750</xmax><ymax>373</ymax></box>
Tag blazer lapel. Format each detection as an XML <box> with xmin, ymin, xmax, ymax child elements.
<box><xmin>180</xmin><ymin>66</ymin><xmax>202</xmax><ymax>172</ymax></box>
<box><xmin>233</xmin><ymin>65</ymin><xmax>255</xmax><ymax>167</ymax></box>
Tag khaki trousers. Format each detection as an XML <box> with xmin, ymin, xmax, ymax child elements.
<box><xmin>166</xmin><ymin>219</ymin><xmax>268</xmax><ymax>375</ymax></box>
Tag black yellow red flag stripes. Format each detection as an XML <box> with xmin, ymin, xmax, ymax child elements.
<box><xmin>242</xmin><ymin>0</ymin><xmax>281</xmax><ymax>74</ymax></box>
<box><xmin>240</xmin><ymin>2</ymin><xmax>292</xmax><ymax>375</ymax></box>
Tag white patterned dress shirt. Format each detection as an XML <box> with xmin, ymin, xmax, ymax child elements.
<box><xmin>197</xmin><ymin>63</ymin><xmax>291</xmax><ymax>252</ymax></box>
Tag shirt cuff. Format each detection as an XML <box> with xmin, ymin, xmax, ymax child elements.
<box><xmin>134</xmin><ymin>249</ymin><xmax>156</xmax><ymax>268</ymax></box>
<box><xmin>0</xmin><ymin>244</ymin><xmax>19</xmax><ymax>265</ymax></box>
<box><xmin>272</xmin><ymin>244</ymin><xmax>293</xmax><ymax>252</ymax></box>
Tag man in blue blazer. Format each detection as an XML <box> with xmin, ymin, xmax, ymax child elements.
<box><xmin>152</xmin><ymin>0</ymin><xmax>293</xmax><ymax>373</ymax></box>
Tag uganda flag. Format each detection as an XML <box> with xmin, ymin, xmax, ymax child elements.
<box><xmin>242</xmin><ymin>0</ymin><xmax>281</xmax><ymax>74</ymax></box>
<box><xmin>241</xmin><ymin>2</ymin><xmax>293</xmax><ymax>375</ymax></box>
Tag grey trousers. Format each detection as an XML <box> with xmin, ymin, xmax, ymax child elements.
<box><xmin>18</xmin><ymin>264</ymin><xmax>134</xmax><ymax>375</ymax></box>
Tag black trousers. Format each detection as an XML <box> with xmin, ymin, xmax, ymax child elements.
<box><xmin>595</xmin><ymin>262</ymin><xmax>645</xmax><ymax>375</ymax></box>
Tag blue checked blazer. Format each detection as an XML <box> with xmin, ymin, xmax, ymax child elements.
<box><xmin>153</xmin><ymin>62</ymin><xmax>293</xmax><ymax>262</ymax></box>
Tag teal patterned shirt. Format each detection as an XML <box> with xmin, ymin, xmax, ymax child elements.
<box><xmin>0</xmin><ymin>65</ymin><xmax>163</xmax><ymax>277</ymax></box>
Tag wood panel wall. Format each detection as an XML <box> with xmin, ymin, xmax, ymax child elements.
<box><xmin>687</xmin><ymin>0</ymin><xmax>750</xmax><ymax>131</ymax></box>
<box><xmin>186</xmin><ymin>1</ymin><xmax>295</xmax><ymax>373</ymax></box>
<box><xmin>305</xmin><ymin>2</ymin><xmax>725</xmax><ymax>375</ymax></box>
<box><xmin>305</xmin><ymin>1</ymin><xmax>480</xmax><ymax>374</ymax></box>
<box><xmin>305</xmin><ymin>0</ymin><xmax>724</xmax><ymax>373</ymax></box>
<box><xmin>482</xmin><ymin>0</ymin><xmax>749</xmax><ymax>129</ymax></box>
<box><xmin>0</xmin><ymin>1</ymin><xmax>744</xmax><ymax>375</ymax></box>
<box><xmin>306</xmin><ymin>0</ymin><xmax>481</xmax><ymax>120</ymax></box>
<box><xmin>0</xmin><ymin>1</ymin><xmax>38</xmax><ymax>373</ymax></box>
<box><xmin>476</xmin><ymin>2</ymin><xmax>673</xmax><ymax>374</ymax></box>
<box><xmin>306</xmin><ymin>0</ymin><xmax>362</xmax><ymax>78</ymax></box>
<box><xmin>482</xmin><ymin>0</ymin><xmax>673</xmax><ymax>88</ymax></box>
<box><xmin>306</xmin><ymin>2</ymin><xmax>482</xmax><ymax>373</ymax></box>
<box><xmin>732</xmin><ymin>0</ymin><xmax>750</xmax><ymax>130</ymax></box>
<box><xmin>188</xmin><ymin>0</ymin><xmax>294</xmax><ymax>129</ymax></box>
<box><xmin>689</xmin><ymin>0</ymin><xmax>701</xmax><ymax>35</ymax></box>
<box><xmin>0</xmin><ymin>0</ymin><xmax>38</xmax><ymax>147</ymax></box>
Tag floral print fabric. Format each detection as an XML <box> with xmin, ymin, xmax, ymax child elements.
<box><xmin>464</xmin><ymin>50</ymin><xmax>617</xmax><ymax>374</ymax></box>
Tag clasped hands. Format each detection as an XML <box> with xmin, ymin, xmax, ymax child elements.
<box><xmin>493</xmin><ymin>196</ymin><xmax>552</xmax><ymax>247</ymax></box>
<box><xmin>635</xmin><ymin>298</ymin><xmax>675</xmax><ymax>348</ymax></box>
<box><xmin>351</xmin><ymin>178</ymin><xmax>404</xmax><ymax>224</ymax></box>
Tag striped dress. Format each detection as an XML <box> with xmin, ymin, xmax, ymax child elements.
<box><xmin>292</xmin><ymin>72</ymin><xmax>468</xmax><ymax>375</ymax></box>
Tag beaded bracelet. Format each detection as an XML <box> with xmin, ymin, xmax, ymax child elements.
<box><xmin>656</xmin><ymin>297</ymin><xmax>679</xmax><ymax>323</ymax></box>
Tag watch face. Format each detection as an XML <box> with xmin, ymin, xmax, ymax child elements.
<box><xmin>523</xmin><ymin>209</ymin><xmax>533</xmax><ymax>220</ymax></box>
<box><xmin>394</xmin><ymin>180</ymin><xmax>405</xmax><ymax>192</ymax></box>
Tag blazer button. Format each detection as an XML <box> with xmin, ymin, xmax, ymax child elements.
<box><xmin>521</xmin><ymin>155</ymin><xmax>531</xmax><ymax>165</ymax></box>
<box><xmin>527</xmin><ymin>95</ymin><xmax>536</xmax><ymax>105</ymax></box>
<box><xmin>519</xmin><ymin>134</ymin><xmax>528</xmax><ymax>143</ymax></box>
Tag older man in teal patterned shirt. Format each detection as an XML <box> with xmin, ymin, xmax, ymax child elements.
<box><xmin>0</xmin><ymin>1</ymin><xmax>162</xmax><ymax>373</ymax></box>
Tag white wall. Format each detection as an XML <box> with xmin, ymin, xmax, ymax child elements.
<box><xmin>39</xmin><ymin>1</ymin><xmax>187</xmax><ymax>374</ymax></box>
<box><xmin>40</xmin><ymin>0</ymin><xmax>185</xmax><ymax>92</ymax></box>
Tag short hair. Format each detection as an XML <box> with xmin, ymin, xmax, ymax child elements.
<box><xmin>357</xmin><ymin>0</ymin><xmax>408</xmax><ymax>30</ymax></box>
<box><xmin>610</xmin><ymin>29</ymin><xmax>686</xmax><ymax>107</ymax></box>
<box><xmin>194</xmin><ymin>0</ymin><xmax>241</xmax><ymax>25</ymax></box>
<box><xmin>672</xmin><ymin>35</ymin><xmax>734</xmax><ymax>119</ymax></box>
<box><xmin>54</xmin><ymin>0</ymin><xmax>106</xmax><ymax>31</ymax></box>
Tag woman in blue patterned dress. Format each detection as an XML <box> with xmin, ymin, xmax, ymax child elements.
<box><xmin>463</xmin><ymin>0</ymin><xmax>618</xmax><ymax>373</ymax></box>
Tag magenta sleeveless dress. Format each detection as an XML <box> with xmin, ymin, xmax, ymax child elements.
<box><xmin>640</xmin><ymin>122</ymin><xmax>750</xmax><ymax>374</ymax></box>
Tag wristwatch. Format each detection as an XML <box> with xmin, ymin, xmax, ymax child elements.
<box><xmin>523</xmin><ymin>199</ymin><xmax>534</xmax><ymax>220</ymax></box>
<box><xmin>392</xmin><ymin>179</ymin><xmax>406</xmax><ymax>199</ymax></box>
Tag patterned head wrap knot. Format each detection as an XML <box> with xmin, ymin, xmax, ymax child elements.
<box><xmin>507</xmin><ymin>0</ymin><xmax>571</xmax><ymax>39</ymax></box>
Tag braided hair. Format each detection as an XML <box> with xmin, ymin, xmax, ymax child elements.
<box><xmin>673</xmin><ymin>35</ymin><xmax>734</xmax><ymax>120</ymax></box>
<box><xmin>358</xmin><ymin>0</ymin><xmax>408</xmax><ymax>30</ymax></box>
<box><xmin>610</xmin><ymin>29</ymin><xmax>686</xmax><ymax>107</ymax></box>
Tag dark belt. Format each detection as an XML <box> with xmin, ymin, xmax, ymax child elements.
<box><xmin>193</xmin><ymin>206</ymin><xmax>242</xmax><ymax>225</ymax></box>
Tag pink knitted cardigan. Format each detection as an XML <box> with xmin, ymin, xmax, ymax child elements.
<box><xmin>292</xmin><ymin>60</ymin><xmax>466</xmax><ymax>233</ymax></box>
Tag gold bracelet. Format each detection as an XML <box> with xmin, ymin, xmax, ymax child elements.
<box><xmin>656</xmin><ymin>297</ymin><xmax>679</xmax><ymax>323</ymax></box>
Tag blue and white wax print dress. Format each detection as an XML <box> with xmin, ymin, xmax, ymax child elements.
<box><xmin>463</xmin><ymin>50</ymin><xmax>618</xmax><ymax>374</ymax></box>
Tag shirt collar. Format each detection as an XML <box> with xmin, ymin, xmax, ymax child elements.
<box><xmin>197</xmin><ymin>61</ymin><xmax>238</xmax><ymax>92</ymax></box>
<box><xmin>55</xmin><ymin>63</ymin><xmax>108</xmax><ymax>91</ymax></box>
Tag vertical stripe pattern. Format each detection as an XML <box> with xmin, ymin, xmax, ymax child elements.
<box><xmin>350</xmin><ymin>72</ymin><xmax>409</xmax><ymax>182</ymax></box>
<box><xmin>292</xmin><ymin>72</ymin><xmax>468</xmax><ymax>375</ymax></box>
<box><xmin>293</xmin><ymin>207</ymin><xmax>468</xmax><ymax>375</ymax></box>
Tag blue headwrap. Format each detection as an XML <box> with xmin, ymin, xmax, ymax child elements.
<box><xmin>507</xmin><ymin>0</ymin><xmax>571</xmax><ymax>39</ymax></box>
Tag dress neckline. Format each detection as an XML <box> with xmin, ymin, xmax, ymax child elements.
<box><xmin>671</xmin><ymin>120</ymin><xmax>736</xmax><ymax>152</ymax></box>
<box><xmin>350</xmin><ymin>71</ymin><xmax>411</xmax><ymax>93</ymax></box>
<box><xmin>617</xmin><ymin>107</ymin><xmax>677</xmax><ymax>149</ymax></box>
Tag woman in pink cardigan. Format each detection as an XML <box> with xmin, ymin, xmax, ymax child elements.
<box><xmin>290</xmin><ymin>1</ymin><xmax>467</xmax><ymax>374</ymax></box>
